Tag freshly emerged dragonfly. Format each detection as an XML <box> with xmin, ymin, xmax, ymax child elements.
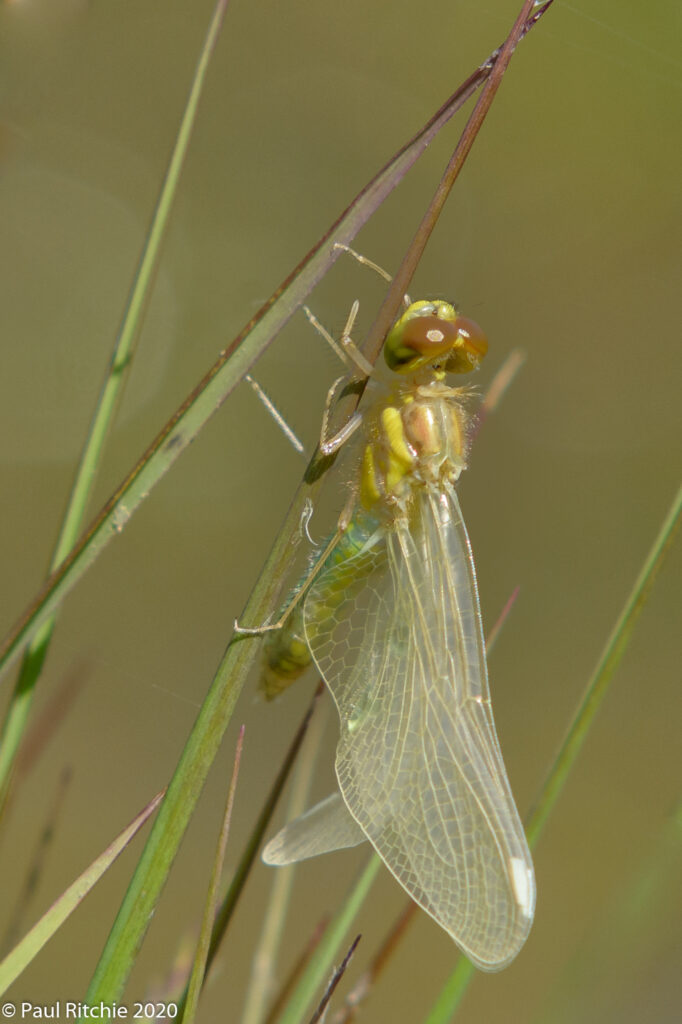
<box><xmin>256</xmin><ymin>281</ymin><xmax>535</xmax><ymax>971</ymax></box>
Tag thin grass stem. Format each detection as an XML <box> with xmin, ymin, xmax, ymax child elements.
<box><xmin>424</xmin><ymin>483</ymin><xmax>682</xmax><ymax>1022</ymax></box>
<box><xmin>181</xmin><ymin>726</ymin><xmax>244</xmax><ymax>1024</ymax></box>
<box><xmin>73</xmin><ymin>3</ymin><xmax>553</xmax><ymax>1008</ymax></box>
<box><xmin>240</xmin><ymin>697</ymin><xmax>330</xmax><ymax>1024</ymax></box>
<box><xmin>0</xmin><ymin>0</ymin><xmax>232</xmax><ymax>802</ymax></box>
<box><xmin>0</xmin><ymin>0</ymin><xmax>550</xmax><ymax>687</ymax></box>
<box><xmin>273</xmin><ymin>855</ymin><xmax>383</xmax><ymax>1024</ymax></box>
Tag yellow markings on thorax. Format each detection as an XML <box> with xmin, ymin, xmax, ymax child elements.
<box><xmin>360</xmin><ymin>403</ymin><xmax>418</xmax><ymax>510</ymax></box>
<box><xmin>381</xmin><ymin>406</ymin><xmax>415</xmax><ymax>493</ymax></box>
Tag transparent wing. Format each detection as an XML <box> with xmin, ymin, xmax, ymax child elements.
<box><xmin>304</xmin><ymin>485</ymin><xmax>535</xmax><ymax>971</ymax></box>
<box><xmin>262</xmin><ymin>792</ymin><xmax>366</xmax><ymax>865</ymax></box>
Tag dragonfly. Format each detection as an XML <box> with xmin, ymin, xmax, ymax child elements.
<box><xmin>253</xmin><ymin>271</ymin><xmax>535</xmax><ymax>971</ymax></box>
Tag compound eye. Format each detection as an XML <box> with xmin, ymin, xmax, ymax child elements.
<box><xmin>384</xmin><ymin>301</ymin><xmax>488</xmax><ymax>375</ymax></box>
<box><xmin>384</xmin><ymin>305</ymin><xmax>459</xmax><ymax>372</ymax></box>
<box><xmin>444</xmin><ymin>316</ymin><xmax>488</xmax><ymax>374</ymax></box>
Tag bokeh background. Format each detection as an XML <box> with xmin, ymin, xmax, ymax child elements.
<box><xmin>1</xmin><ymin>0</ymin><xmax>680</xmax><ymax>1021</ymax></box>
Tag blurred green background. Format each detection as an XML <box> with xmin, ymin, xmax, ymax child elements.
<box><xmin>0</xmin><ymin>0</ymin><xmax>680</xmax><ymax>1021</ymax></box>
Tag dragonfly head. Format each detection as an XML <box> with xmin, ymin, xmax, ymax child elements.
<box><xmin>383</xmin><ymin>300</ymin><xmax>488</xmax><ymax>376</ymax></box>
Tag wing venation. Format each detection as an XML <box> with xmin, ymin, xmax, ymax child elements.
<box><xmin>303</xmin><ymin>485</ymin><xmax>535</xmax><ymax>970</ymax></box>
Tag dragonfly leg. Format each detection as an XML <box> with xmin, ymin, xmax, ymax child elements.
<box><xmin>302</xmin><ymin>300</ymin><xmax>370</xmax><ymax>454</ymax></box>
<box><xmin>233</xmin><ymin>616</ymin><xmax>279</xmax><ymax>636</ymax></box>
<box><xmin>333</xmin><ymin>242</ymin><xmax>411</xmax><ymax>309</ymax></box>
<box><xmin>234</xmin><ymin>525</ymin><xmax>345</xmax><ymax>636</ymax></box>
<box><xmin>332</xmin><ymin>243</ymin><xmax>392</xmax><ymax>284</ymax></box>
<box><xmin>302</xmin><ymin>301</ymin><xmax>373</xmax><ymax>377</ymax></box>
<box><xmin>248</xmin><ymin>245</ymin><xmax>409</xmax><ymax>457</ymax></box>
<box><xmin>319</xmin><ymin>374</ymin><xmax>364</xmax><ymax>456</ymax></box>
<box><xmin>243</xmin><ymin>374</ymin><xmax>306</xmax><ymax>456</ymax></box>
<box><xmin>337</xmin><ymin>300</ymin><xmax>374</xmax><ymax>377</ymax></box>
<box><xmin>302</xmin><ymin>304</ymin><xmax>351</xmax><ymax>367</ymax></box>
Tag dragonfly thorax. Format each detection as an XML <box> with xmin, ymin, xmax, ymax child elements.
<box><xmin>359</xmin><ymin>387</ymin><xmax>470</xmax><ymax>516</ymax></box>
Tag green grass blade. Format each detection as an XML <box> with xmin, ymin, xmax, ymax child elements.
<box><xmin>0</xmin><ymin>791</ymin><xmax>163</xmax><ymax>994</ymax></box>
<box><xmin>67</xmin><ymin>5</ymin><xmax>554</xmax><ymax>1009</ymax></box>
<box><xmin>525</xmin><ymin>482</ymin><xmax>682</xmax><ymax>848</ymax></box>
<box><xmin>82</xmin><ymin>639</ymin><xmax>252</xmax><ymax>1011</ymax></box>
<box><xmin>181</xmin><ymin>727</ymin><xmax>243</xmax><ymax>1024</ymax></box>
<box><xmin>1</xmin><ymin>36</ymin><xmax>517</xmax><ymax>996</ymax></box>
<box><xmin>0</xmin><ymin>18</ymin><xmax>521</xmax><ymax>686</ymax></box>
<box><xmin>0</xmin><ymin>0</ymin><xmax>231</xmax><ymax>797</ymax></box>
<box><xmin>257</xmin><ymin>345</ymin><xmax>527</xmax><ymax>1024</ymax></box>
<box><xmin>424</xmin><ymin>482</ymin><xmax>682</xmax><ymax>1022</ymax></box>
<box><xmin>86</xmin><ymin>672</ymin><xmax>321</xmax><ymax>1013</ymax></box>
<box><xmin>240</xmin><ymin>697</ymin><xmax>331</xmax><ymax>1024</ymax></box>
<box><xmin>423</xmin><ymin>957</ymin><xmax>475</xmax><ymax>1024</ymax></box>
<box><xmin>273</xmin><ymin>854</ymin><xmax>383</xmax><ymax>1024</ymax></box>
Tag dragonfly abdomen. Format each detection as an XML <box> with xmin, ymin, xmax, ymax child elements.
<box><xmin>261</xmin><ymin>513</ymin><xmax>380</xmax><ymax>700</ymax></box>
